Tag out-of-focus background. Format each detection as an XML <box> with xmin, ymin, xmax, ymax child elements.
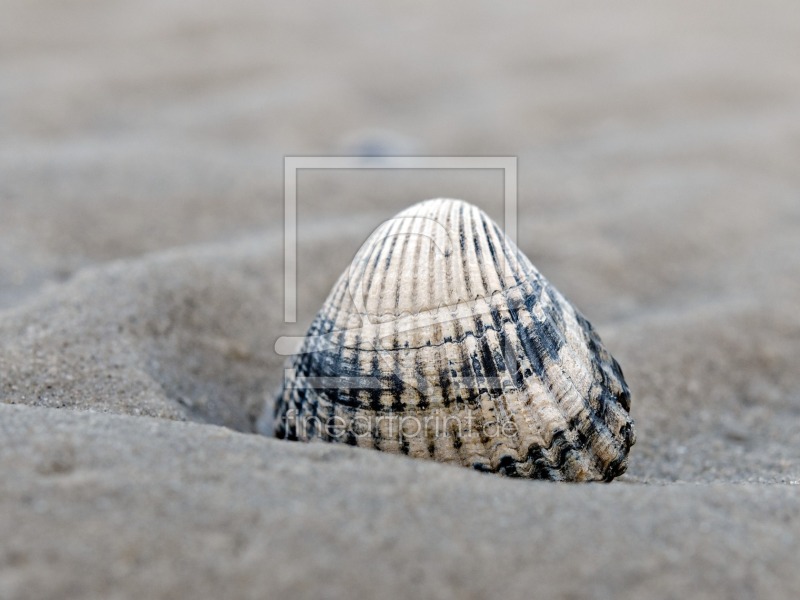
<box><xmin>1</xmin><ymin>1</ymin><xmax>799</xmax><ymax>599</ymax></box>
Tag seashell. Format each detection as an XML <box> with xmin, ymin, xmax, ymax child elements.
<box><xmin>273</xmin><ymin>199</ymin><xmax>635</xmax><ymax>482</ymax></box>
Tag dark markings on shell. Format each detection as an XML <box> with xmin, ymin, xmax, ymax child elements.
<box><xmin>273</xmin><ymin>199</ymin><xmax>635</xmax><ymax>482</ymax></box>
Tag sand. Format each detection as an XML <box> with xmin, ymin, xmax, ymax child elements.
<box><xmin>1</xmin><ymin>0</ymin><xmax>799</xmax><ymax>598</ymax></box>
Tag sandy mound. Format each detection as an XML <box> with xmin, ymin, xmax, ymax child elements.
<box><xmin>2</xmin><ymin>405</ymin><xmax>799</xmax><ymax>600</ymax></box>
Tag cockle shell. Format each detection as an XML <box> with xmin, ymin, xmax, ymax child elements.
<box><xmin>273</xmin><ymin>199</ymin><xmax>635</xmax><ymax>482</ymax></box>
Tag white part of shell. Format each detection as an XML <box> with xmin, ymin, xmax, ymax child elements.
<box><xmin>274</xmin><ymin>199</ymin><xmax>635</xmax><ymax>482</ymax></box>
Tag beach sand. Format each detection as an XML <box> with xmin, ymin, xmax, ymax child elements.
<box><xmin>1</xmin><ymin>1</ymin><xmax>799</xmax><ymax>598</ymax></box>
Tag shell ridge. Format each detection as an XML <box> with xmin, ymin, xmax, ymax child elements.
<box><xmin>381</xmin><ymin>209</ymin><xmax>417</xmax><ymax>456</ymax></box>
<box><xmin>442</xmin><ymin>225</ymin><xmax>491</xmax><ymax>469</ymax></box>
<box><xmin>469</xmin><ymin>205</ymin><xmax>491</xmax><ymax>299</ymax></box>
<box><xmin>459</xmin><ymin>202</ymin><xmax>480</xmax><ymax>301</ymax></box>
<box><xmin>475</xmin><ymin>325</ymin><xmax>526</xmax><ymax>471</ymax></box>
<box><xmin>483</xmin><ymin>298</ymin><xmax>545</xmax><ymax>471</ymax></box>
<box><xmin>369</xmin><ymin>212</ymin><xmax>406</xmax><ymax>319</ymax></box>
<box><xmin>506</xmin><ymin>294</ymin><xmax>582</xmax><ymax>475</ymax></box>
<box><xmin>453</xmin><ymin>321</ymin><xmax>493</xmax><ymax>470</ymax></box>
<box><xmin>522</xmin><ymin>284</ymin><xmax>633</xmax><ymax>476</ymax></box>
<box><xmin>490</xmin><ymin>255</ymin><xmax>610</xmax><ymax>472</ymax></box>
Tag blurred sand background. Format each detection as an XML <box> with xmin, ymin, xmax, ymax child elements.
<box><xmin>1</xmin><ymin>1</ymin><xmax>799</xmax><ymax>598</ymax></box>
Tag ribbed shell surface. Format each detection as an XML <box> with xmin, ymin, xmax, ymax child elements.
<box><xmin>274</xmin><ymin>199</ymin><xmax>635</xmax><ymax>481</ymax></box>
